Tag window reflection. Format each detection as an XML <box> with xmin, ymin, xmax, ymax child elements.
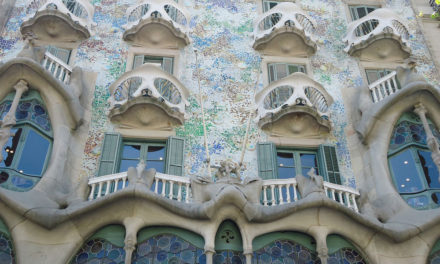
<box><xmin>119</xmin><ymin>143</ymin><xmax>165</xmax><ymax>173</ymax></box>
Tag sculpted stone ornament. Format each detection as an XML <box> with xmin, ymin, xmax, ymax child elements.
<box><xmin>296</xmin><ymin>168</ymin><xmax>325</xmax><ymax>199</ymax></box>
<box><xmin>127</xmin><ymin>160</ymin><xmax>156</xmax><ymax>188</ymax></box>
<box><xmin>190</xmin><ymin>159</ymin><xmax>263</xmax><ymax>218</ymax></box>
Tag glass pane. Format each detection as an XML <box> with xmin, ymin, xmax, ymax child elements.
<box><xmin>300</xmin><ymin>153</ymin><xmax>317</xmax><ymax>167</ymax></box>
<box><xmin>0</xmin><ymin>171</ymin><xmax>8</xmax><ymax>184</ymax></box>
<box><xmin>288</xmin><ymin>65</ymin><xmax>299</xmax><ymax>74</ymax></box>
<box><xmin>1</xmin><ymin>127</ymin><xmax>20</xmax><ymax>167</ymax></box>
<box><xmin>406</xmin><ymin>195</ymin><xmax>429</xmax><ymax>209</ymax></box>
<box><xmin>268</xmin><ymin>64</ymin><xmax>275</xmax><ymax>83</ymax></box>
<box><xmin>366</xmin><ymin>70</ymin><xmax>379</xmax><ymax>84</ymax></box>
<box><xmin>356</xmin><ymin>7</ymin><xmax>367</xmax><ymax>18</ymax></box>
<box><xmin>17</xmin><ymin>129</ymin><xmax>50</xmax><ymax>176</ymax></box>
<box><xmin>277</xmin><ymin>152</ymin><xmax>294</xmax><ymax>167</ymax></box>
<box><xmin>275</xmin><ymin>64</ymin><xmax>288</xmax><ymax>81</ymax></box>
<box><xmin>417</xmin><ymin>150</ymin><xmax>440</xmax><ymax>188</ymax></box>
<box><xmin>122</xmin><ymin>144</ymin><xmax>141</xmax><ymax>159</ymax></box>
<box><xmin>119</xmin><ymin>159</ymin><xmax>139</xmax><ymax>172</ymax></box>
<box><xmin>278</xmin><ymin>167</ymin><xmax>296</xmax><ymax>179</ymax></box>
<box><xmin>389</xmin><ymin>149</ymin><xmax>424</xmax><ymax>193</ymax></box>
<box><xmin>146</xmin><ymin>160</ymin><xmax>165</xmax><ymax>173</ymax></box>
<box><xmin>147</xmin><ymin>146</ymin><xmax>165</xmax><ymax>161</ymax></box>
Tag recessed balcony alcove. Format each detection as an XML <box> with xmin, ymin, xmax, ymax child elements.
<box><xmin>123</xmin><ymin>0</ymin><xmax>190</xmax><ymax>48</ymax></box>
<box><xmin>254</xmin><ymin>72</ymin><xmax>333</xmax><ymax>138</ymax></box>
<box><xmin>344</xmin><ymin>8</ymin><xmax>411</xmax><ymax>61</ymax></box>
<box><xmin>108</xmin><ymin>64</ymin><xmax>189</xmax><ymax>130</ymax></box>
<box><xmin>253</xmin><ymin>2</ymin><xmax>317</xmax><ymax>56</ymax></box>
<box><xmin>20</xmin><ymin>0</ymin><xmax>94</xmax><ymax>42</ymax></box>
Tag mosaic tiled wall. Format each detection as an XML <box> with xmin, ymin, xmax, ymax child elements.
<box><xmin>1</xmin><ymin>0</ymin><xmax>439</xmax><ymax>189</ymax></box>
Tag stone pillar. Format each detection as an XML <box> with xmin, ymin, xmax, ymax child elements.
<box><xmin>0</xmin><ymin>80</ymin><xmax>28</xmax><ymax>162</ymax></box>
<box><xmin>309</xmin><ymin>226</ymin><xmax>329</xmax><ymax>264</ymax></box>
<box><xmin>244</xmin><ymin>252</ymin><xmax>253</xmax><ymax>264</ymax></box>
<box><xmin>204</xmin><ymin>248</ymin><xmax>215</xmax><ymax>264</ymax></box>
<box><xmin>123</xmin><ymin>217</ymin><xmax>144</xmax><ymax>264</ymax></box>
<box><xmin>414</xmin><ymin>103</ymin><xmax>440</xmax><ymax>183</ymax></box>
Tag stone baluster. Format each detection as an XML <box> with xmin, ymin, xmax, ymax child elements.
<box><xmin>0</xmin><ymin>80</ymin><xmax>29</xmax><ymax>162</ymax></box>
<box><xmin>414</xmin><ymin>103</ymin><xmax>440</xmax><ymax>184</ymax></box>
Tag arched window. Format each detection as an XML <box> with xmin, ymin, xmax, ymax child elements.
<box><xmin>0</xmin><ymin>89</ymin><xmax>52</xmax><ymax>192</ymax></box>
<box><xmin>0</xmin><ymin>219</ymin><xmax>15</xmax><ymax>264</ymax></box>
<box><xmin>133</xmin><ymin>226</ymin><xmax>206</xmax><ymax>263</ymax></box>
<box><xmin>388</xmin><ymin>112</ymin><xmax>440</xmax><ymax>209</ymax></box>
<box><xmin>327</xmin><ymin>235</ymin><xmax>367</xmax><ymax>264</ymax></box>
<box><xmin>70</xmin><ymin>225</ymin><xmax>126</xmax><ymax>263</ymax></box>
<box><xmin>214</xmin><ymin>221</ymin><xmax>245</xmax><ymax>264</ymax></box>
<box><xmin>252</xmin><ymin>232</ymin><xmax>320</xmax><ymax>263</ymax></box>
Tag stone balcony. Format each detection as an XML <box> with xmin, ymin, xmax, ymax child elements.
<box><xmin>254</xmin><ymin>72</ymin><xmax>333</xmax><ymax>137</ymax></box>
<box><xmin>21</xmin><ymin>0</ymin><xmax>94</xmax><ymax>42</ymax></box>
<box><xmin>108</xmin><ymin>64</ymin><xmax>189</xmax><ymax>130</ymax></box>
<box><xmin>252</xmin><ymin>2</ymin><xmax>317</xmax><ymax>56</ymax></box>
<box><xmin>123</xmin><ymin>0</ymin><xmax>190</xmax><ymax>48</ymax></box>
<box><xmin>344</xmin><ymin>8</ymin><xmax>411</xmax><ymax>61</ymax></box>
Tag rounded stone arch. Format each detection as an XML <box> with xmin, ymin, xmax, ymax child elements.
<box><xmin>252</xmin><ymin>231</ymin><xmax>320</xmax><ymax>263</ymax></box>
<box><xmin>326</xmin><ymin>234</ymin><xmax>368</xmax><ymax>264</ymax></box>
<box><xmin>0</xmin><ymin>218</ymin><xmax>15</xmax><ymax>264</ymax></box>
<box><xmin>427</xmin><ymin>239</ymin><xmax>440</xmax><ymax>263</ymax></box>
<box><xmin>133</xmin><ymin>226</ymin><xmax>206</xmax><ymax>263</ymax></box>
<box><xmin>69</xmin><ymin>224</ymin><xmax>126</xmax><ymax>264</ymax></box>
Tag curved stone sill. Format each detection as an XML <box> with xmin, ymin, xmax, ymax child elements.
<box><xmin>345</xmin><ymin>32</ymin><xmax>411</xmax><ymax>59</ymax></box>
<box><xmin>123</xmin><ymin>17</ymin><xmax>190</xmax><ymax>48</ymax></box>
<box><xmin>0</xmin><ymin>57</ymin><xmax>85</xmax><ymax>128</ymax></box>
<box><xmin>253</xmin><ymin>26</ymin><xmax>317</xmax><ymax>56</ymax></box>
<box><xmin>20</xmin><ymin>9</ymin><xmax>91</xmax><ymax>42</ymax></box>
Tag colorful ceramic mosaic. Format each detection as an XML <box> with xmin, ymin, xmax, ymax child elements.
<box><xmin>70</xmin><ymin>238</ymin><xmax>126</xmax><ymax>264</ymax></box>
<box><xmin>0</xmin><ymin>232</ymin><xmax>15</xmax><ymax>264</ymax></box>
<box><xmin>327</xmin><ymin>248</ymin><xmax>366</xmax><ymax>264</ymax></box>
<box><xmin>0</xmin><ymin>99</ymin><xmax>51</xmax><ymax>133</ymax></box>
<box><xmin>213</xmin><ymin>250</ymin><xmax>246</xmax><ymax>264</ymax></box>
<box><xmin>252</xmin><ymin>240</ymin><xmax>321</xmax><ymax>264</ymax></box>
<box><xmin>132</xmin><ymin>234</ymin><xmax>206</xmax><ymax>264</ymax></box>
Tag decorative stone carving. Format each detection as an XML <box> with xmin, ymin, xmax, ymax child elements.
<box><xmin>191</xmin><ymin>159</ymin><xmax>263</xmax><ymax>205</ymax></box>
<box><xmin>296</xmin><ymin>168</ymin><xmax>325</xmax><ymax>199</ymax></box>
<box><xmin>127</xmin><ymin>160</ymin><xmax>156</xmax><ymax>188</ymax></box>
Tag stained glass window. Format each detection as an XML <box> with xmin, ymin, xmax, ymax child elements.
<box><xmin>0</xmin><ymin>90</ymin><xmax>52</xmax><ymax>192</ymax></box>
<box><xmin>71</xmin><ymin>238</ymin><xmax>125</xmax><ymax>264</ymax></box>
<box><xmin>253</xmin><ymin>239</ymin><xmax>321</xmax><ymax>263</ymax></box>
<box><xmin>327</xmin><ymin>248</ymin><xmax>366</xmax><ymax>264</ymax></box>
<box><xmin>388</xmin><ymin>112</ymin><xmax>440</xmax><ymax>209</ymax></box>
<box><xmin>0</xmin><ymin>232</ymin><xmax>15</xmax><ymax>264</ymax></box>
<box><xmin>132</xmin><ymin>234</ymin><xmax>206</xmax><ymax>263</ymax></box>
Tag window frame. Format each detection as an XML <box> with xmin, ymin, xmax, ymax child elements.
<box><xmin>132</xmin><ymin>54</ymin><xmax>174</xmax><ymax>74</ymax></box>
<box><xmin>117</xmin><ymin>139</ymin><xmax>167</xmax><ymax>173</ymax></box>
<box><xmin>267</xmin><ymin>62</ymin><xmax>306</xmax><ymax>83</ymax></box>
<box><xmin>348</xmin><ymin>5</ymin><xmax>379</xmax><ymax>20</ymax></box>
<box><xmin>126</xmin><ymin>47</ymin><xmax>180</xmax><ymax>74</ymax></box>
<box><xmin>261</xmin><ymin>0</ymin><xmax>296</xmax><ymax>12</ymax></box>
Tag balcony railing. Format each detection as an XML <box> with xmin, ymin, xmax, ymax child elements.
<box><xmin>88</xmin><ymin>172</ymin><xmax>359</xmax><ymax>212</ymax></box>
<box><xmin>24</xmin><ymin>0</ymin><xmax>94</xmax><ymax>31</ymax></box>
<box><xmin>255</xmin><ymin>72</ymin><xmax>332</xmax><ymax>122</ymax></box>
<box><xmin>108</xmin><ymin>64</ymin><xmax>189</xmax><ymax>116</ymax></box>
<box><xmin>344</xmin><ymin>8</ymin><xmax>410</xmax><ymax>54</ymax></box>
<box><xmin>41</xmin><ymin>51</ymin><xmax>72</xmax><ymax>84</ymax></box>
<box><xmin>368</xmin><ymin>71</ymin><xmax>401</xmax><ymax>103</ymax></box>
<box><xmin>261</xmin><ymin>178</ymin><xmax>360</xmax><ymax>212</ymax></box>
<box><xmin>88</xmin><ymin>171</ymin><xmax>191</xmax><ymax>202</ymax></box>
<box><xmin>124</xmin><ymin>0</ymin><xmax>189</xmax><ymax>34</ymax></box>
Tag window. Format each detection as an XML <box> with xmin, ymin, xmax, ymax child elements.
<box><xmin>0</xmin><ymin>90</ymin><xmax>52</xmax><ymax>191</ymax></box>
<box><xmin>263</xmin><ymin>0</ymin><xmax>281</xmax><ymax>12</ymax></box>
<box><xmin>119</xmin><ymin>141</ymin><xmax>166</xmax><ymax>173</ymax></box>
<box><xmin>277</xmin><ymin>150</ymin><xmax>319</xmax><ymax>179</ymax></box>
<box><xmin>388</xmin><ymin>112</ymin><xmax>440</xmax><ymax>209</ymax></box>
<box><xmin>46</xmin><ymin>45</ymin><xmax>72</xmax><ymax>64</ymax></box>
<box><xmin>268</xmin><ymin>63</ymin><xmax>306</xmax><ymax>83</ymax></box>
<box><xmin>365</xmin><ymin>69</ymin><xmax>393</xmax><ymax>85</ymax></box>
<box><xmin>257</xmin><ymin>143</ymin><xmax>341</xmax><ymax>184</ymax></box>
<box><xmin>133</xmin><ymin>55</ymin><xmax>174</xmax><ymax>74</ymax></box>
<box><xmin>97</xmin><ymin>134</ymin><xmax>184</xmax><ymax>177</ymax></box>
<box><xmin>349</xmin><ymin>5</ymin><xmax>378</xmax><ymax>20</ymax></box>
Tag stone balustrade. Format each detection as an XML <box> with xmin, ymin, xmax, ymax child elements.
<box><xmin>124</xmin><ymin>0</ymin><xmax>189</xmax><ymax>34</ymax></box>
<box><xmin>368</xmin><ymin>71</ymin><xmax>400</xmax><ymax>103</ymax></box>
<box><xmin>255</xmin><ymin>72</ymin><xmax>332</xmax><ymax>122</ymax></box>
<box><xmin>344</xmin><ymin>8</ymin><xmax>410</xmax><ymax>55</ymax></box>
<box><xmin>24</xmin><ymin>0</ymin><xmax>94</xmax><ymax>31</ymax></box>
<box><xmin>261</xmin><ymin>177</ymin><xmax>360</xmax><ymax>212</ymax></box>
<box><xmin>41</xmin><ymin>51</ymin><xmax>72</xmax><ymax>84</ymax></box>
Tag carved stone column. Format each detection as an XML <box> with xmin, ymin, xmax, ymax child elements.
<box><xmin>0</xmin><ymin>80</ymin><xmax>29</xmax><ymax>162</ymax></box>
<box><xmin>204</xmin><ymin>247</ymin><xmax>215</xmax><ymax>264</ymax></box>
<box><xmin>414</xmin><ymin>103</ymin><xmax>440</xmax><ymax>183</ymax></box>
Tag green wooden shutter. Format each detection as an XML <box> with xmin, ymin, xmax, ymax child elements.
<box><xmin>97</xmin><ymin>133</ymin><xmax>122</xmax><ymax>176</ymax></box>
<box><xmin>257</xmin><ymin>142</ymin><xmax>277</xmax><ymax>179</ymax></box>
<box><xmin>318</xmin><ymin>144</ymin><xmax>341</xmax><ymax>184</ymax></box>
<box><xmin>166</xmin><ymin>136</ymin><xmax>184</xmax><ymax>176</ymax></box>
<box><xmin>133</xmin><ymin>55</ymin><xmax>144</xmax><ymax>69</ymax></box>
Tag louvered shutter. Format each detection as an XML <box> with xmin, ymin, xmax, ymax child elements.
<box><xmin>257</xmin><ymin>142</ymin><xmax>277</xmax><ymax>179</ymax></box>
<box><xmin>318</xmin><ymin>144</ymin><xmax>341</xmax><ymax>184</ymax></box>
<box><xmin>133</xmin><ymin>55</ymin><xmax>144</xmax><ymax>69</ymax></box>
<box><xmin>162</xmin><ymin>57</ymin><xmax>174</xmax><ymax>74</ymax></box>
<box><xmin>97</xmin><ymin>133</ymin><xmax>122</xmax><ymax>176</ymax></box>
<box><xmin>166</xmin><ymin>136</ymin><xmax>184</xmax><ymax>176</ymax></box>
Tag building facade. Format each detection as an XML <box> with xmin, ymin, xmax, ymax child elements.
<box><xmin>0</xmin><ymin>0</ymin><xmax>440</xmax><ymax>263</ymax></box>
